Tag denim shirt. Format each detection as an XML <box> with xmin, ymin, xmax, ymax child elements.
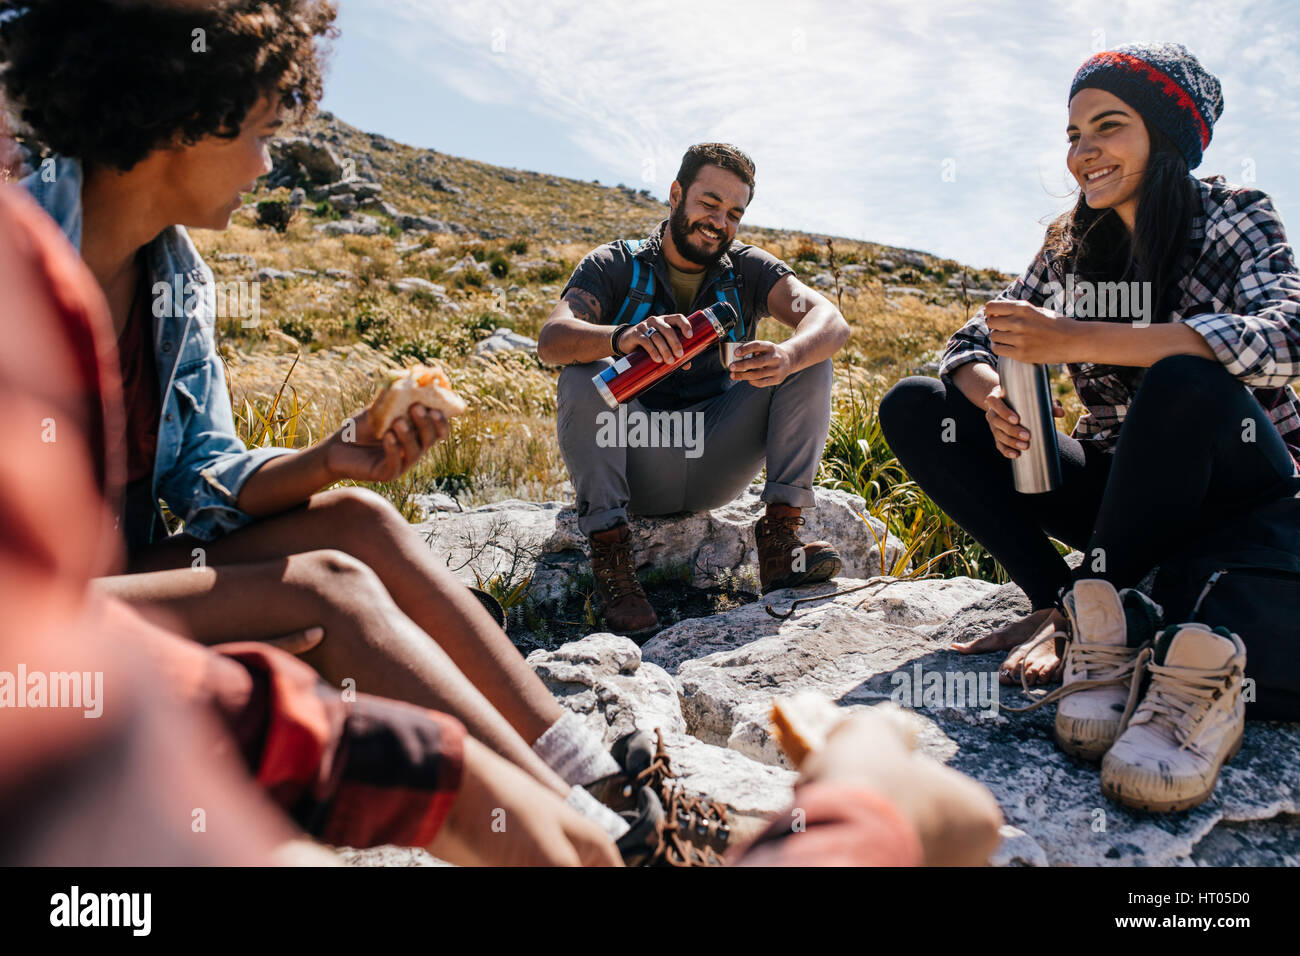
<box><xmin>22</xmin><ymin>156</ymin><xmax>294</xmax><ymax>544</ymax></box>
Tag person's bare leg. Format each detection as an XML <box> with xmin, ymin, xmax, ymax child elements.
<box><xmin>98</xmin><ymin>549</ymin><xmax>571</xmax><ymax>797</ymax></box>
<box><xmin>950</xmin><ymin>608</ymin><xmax>1066</xmax><ymax>686</ymax></box>
<box><xmin>130</xmin><ymin>488</ymin><xmax>564</xmax><ymax>742</ymax></box>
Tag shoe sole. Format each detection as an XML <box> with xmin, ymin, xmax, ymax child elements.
<box><xmin>1054</xmin><ymin>715</ymin><xmax>1122</xmax><ymax>763</ymax></box>
<box><xmin>1100</xmin><ymin>727</ymin><xmax>1245</xmax><ymax>813</ymax></box>
<box><xmin>761</xmin><ymin>554</ymin><xmax>843</xmax><ymax>595</ymax></box>
<box><xmin>1054</xmin><ymin>728</ymin><xmax>1116</xmax><ymax>763</ymax></box>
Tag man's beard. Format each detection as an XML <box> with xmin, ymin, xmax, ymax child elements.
<box><xmin>668</xmin><ymin>203</ymin><xmax>729</xmax><ymax>267</ymax></box>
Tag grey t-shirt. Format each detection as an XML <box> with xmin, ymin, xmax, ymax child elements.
<box><xmin>561</xmin><ymin>221</ymin><xmax>794</xmax><ymax>410</ymax></box>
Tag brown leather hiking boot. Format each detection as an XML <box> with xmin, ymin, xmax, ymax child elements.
<box><xmin>755</xmin><ymin>504</ymin><xmax>842</xmax><ymax>595</ymax></box>
<box><xmin>588</xmin><ymin>523</ymin><xmax>659</xmax><ymax>637</ymax></box>
<box><xmin>588</xmin><ymin>729</ymin><xmax>745</xmax><ymax>867</ymax></box>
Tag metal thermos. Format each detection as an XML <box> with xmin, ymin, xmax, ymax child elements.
<box><xmin>998</xmin><ymin>356</ymin><xmax>1062</xmax><ymax>494</ymax></box>
<box><xmin>592</xmin><ymin>301</ymin><xmax>739</xmax><ymax>408</ymax></box>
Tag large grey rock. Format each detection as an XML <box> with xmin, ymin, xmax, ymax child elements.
<box><xmin>527</xmin><ymin>634</ymin><xmax>795</xmax><ymax>818</ymax></box>
<box><xmin>271</xmin><ymin>137</ymin><xmax>343</xmax><ymax>184</ymax></box>
<box><xmin>398</xmin><ymin>213</ymin><xmax>454</xmax><ymax>234</ymax></box>
<box><xmin>627</xmin><ymin>575</ymin><xmax>1300</xmax><ymax>866</ymax></box>
<box><xmin>393</xmin><ymin>277</ymin><xmax>448</xmax><ymax>297</ymax></box>
<box><xmin>474</xmin><ymin>328</ymin><xmax>538</xmax><ymax>355</ymax></box>
<box><xmin>413</xmin><ymin>484</ymin><xmax>906</xmax><ymax>607</ymax></box>
<box><xmin>314</xmin><ymin>215</ymin><xmax>382</xmax><ymax>237</ymax></box>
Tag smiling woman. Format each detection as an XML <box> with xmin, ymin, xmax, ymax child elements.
<box><xmin>879</xmin><ymin>40</ymin><xmax>1300</xmax><ymax>699</ymax></box>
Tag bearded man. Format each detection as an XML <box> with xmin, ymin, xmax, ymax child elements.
<box><xmin>538</xmin><ymin>143</ymin><xmax>851</xmax><ymax>638</ymax></box>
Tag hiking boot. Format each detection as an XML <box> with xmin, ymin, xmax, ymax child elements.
<box><xmin>755</xmin><ymin>504</ymin><xmax>842</xmax><ymax>595</ymax></box>
<box><xmin>1101</xmin><ymin>623</ymin><xmax>1247</xmax><ymax>813</ymax></box>
<box><xmin>588</xmin><ymin>524</ymin><xmax>658</xmax><ymax>638</ymax></box>
<box><xmin>588</xmin><ymin>728</ymin><xmax>735</xmax><ymax>866</ymax></box>
<box><xmin>1053</xmin><ymin>580</ymin><xmax>1163</xmax><ymax>761</ymax></box>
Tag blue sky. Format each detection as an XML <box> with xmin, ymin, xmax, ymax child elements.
<box><xmin>320</xmin><ymin>0</ymin><xmax>1299</xmax><ymax>273</ymax></box>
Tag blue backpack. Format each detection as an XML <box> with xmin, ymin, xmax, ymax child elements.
<box><xmin>611</xmin><ymin>239</ymin><xmax>745</xmax><ymax>342</ymax></box>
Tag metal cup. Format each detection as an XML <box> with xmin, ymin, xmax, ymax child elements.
<box><xmin>720</xmin><ymin>340</ymin><xmax>742</xmax><ymax>367</ymax></box>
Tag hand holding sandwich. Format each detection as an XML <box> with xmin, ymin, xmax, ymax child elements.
<box><xmin>236</xmin><ymin>365</ymin><xmax>467</xmax><ymax>518</ymax></box>
<box><xmin>325</xmin><ymin>364</ymin><xmax>468</xmax><ymax>483</ymax></box>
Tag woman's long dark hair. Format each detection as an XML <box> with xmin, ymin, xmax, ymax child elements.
<box><xmin>1042</xmin><ymin>119</ymin><xmax>1199</xmax><ymax>324</ymax></box>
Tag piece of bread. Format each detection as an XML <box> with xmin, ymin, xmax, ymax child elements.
<box><xmin>369</xmin><ymin>364</ymin><xmax>467</xmax><ymax>436</ymax></box>
<box><xmin>770</xmin><ymin>692</ymin><xmax>849</xmax><ymax>768</ymax></box>
<box><xmin>771</xmin><ymin>694</ymin><xmax>923</xmax><ymax>768</ymax></box>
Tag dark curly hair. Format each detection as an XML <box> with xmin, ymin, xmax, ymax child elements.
<box><xmin>0</xmin><ymin>0</ymin><xmax>338</xmax><ymax>172</ymax></box>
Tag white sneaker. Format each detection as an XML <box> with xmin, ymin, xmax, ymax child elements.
<box><xmin>1054</xmin><ymin>580</ymin><xmax>1160</xmax><ymax>760</ymax></box>
<box><xmin>1000</xmin><ymin>579</ymin><xmax>1160</xmax><ymax>762</ymax></box>
<box><xmin>1101</xmin><ymin>624</ymin><xmax>1247</xmax><ymax>813</ymax></box>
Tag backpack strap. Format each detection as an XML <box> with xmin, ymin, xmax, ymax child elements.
<box><xmin>611</xmin><ymin>239</ymin><xmax>657</xmax><ymax>328</ymax></box>
<box><xmin>712</xmin><ymin>264</ymin><xmax>745</xmax><ymax>341</ymax></box>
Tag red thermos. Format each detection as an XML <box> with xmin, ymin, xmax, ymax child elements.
<box><xmin>592</xmin><ymin>301</ymin><xmax>740</xmax><ymax>408</ymax></box>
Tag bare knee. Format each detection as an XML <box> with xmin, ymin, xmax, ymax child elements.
<box><xmin>291</xmin><ymin>548</ymin><xmax>391</xmax><ymax>612</ymax></box>
<box><xmin>305</xmin><ymin>486</ymin><xmax>411</xmax><ymax>552</ymax></box>
<box><xmin>311</xmin><ymin>486</ymin><xmax>400</xmax><ymax>525</ymax></box>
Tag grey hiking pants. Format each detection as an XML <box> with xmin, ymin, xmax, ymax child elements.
<box><xmin>557</xmin><ymin>358</ymin><xmax>834</xmax><ymax>536</ymax></box>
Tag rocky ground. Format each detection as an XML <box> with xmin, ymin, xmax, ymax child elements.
<box><xmin>342</xmin><ymin>486</ymin><xmax>1300</xmax><ymax>866</ymax></box>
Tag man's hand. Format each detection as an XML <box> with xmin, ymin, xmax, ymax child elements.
<box><xmin>323</xmin><ymin>403</ymin><xmax>449</xmax><ymax>483</ymax></box>
<box><xmin>798</xmin><ymin>706</ymin><xmax>1004</xmax><ymax>866</ymax></box>
<box><xmin>728</xmin><ymin>340</ymin><xmax>793</xmax><ymax>388</ymax></box>
<box><xmin>985</xmin><ymin>300</ymin><xmax>1082</xmax><ymax>365</ymax></box>
<box><xmin>429</xmin><ymin>738</ymin><xmax>623</xmax><ymax>867</ymax></box>
<box><xmin>616</xmin><ymin>313</ymin><xmax>695</xmax><ymax>369</ymax></box>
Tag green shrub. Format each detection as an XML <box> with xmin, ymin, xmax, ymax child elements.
<box><xmin>488</xmin><ymin>252</ymin><xmax>510</xmax><ymax>278</ymax></box>
<box><xmin>818</xmin><ymin>384</ymin><xmax>1013</xmax><ymax>583</ymax></box>
<box><xmin>506</xmin><ymin>238</ymin><xmax>528</xmax><ymax>255</ymax></box>
<box><xmin>455</xmin><ymin>269</ymin><xmax>486</xmax><ymax>289</ymax></box>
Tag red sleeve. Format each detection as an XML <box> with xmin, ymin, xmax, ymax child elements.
<box><xmin>731</xmin><ymin>782</ymin><xmax>924</xmax><ymax>867</ymax></box>
<box><xmin>213</xmin><ymin>642</ymin><xmax>466</xmax><ymax>849</ymax></box>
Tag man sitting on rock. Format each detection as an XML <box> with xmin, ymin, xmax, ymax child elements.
<box><xmin>539</xmin><ymin>144</ymin><xmax>852</xmax><ymax>637</ymax></box>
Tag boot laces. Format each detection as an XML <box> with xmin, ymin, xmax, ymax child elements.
<box><xmin>636</xmin><ymin>729</ymin><xmax>730</xmax><ymax>867</ymax></box>
<box><xmin>592</xmin><ymin>538</ymin><xmax>646</xmax><ymax>602</ymax></box>
<box><xmin>1122</xmin><ymin>655</ymin><xmax>1242</xmax><ymax>753</ymax></box>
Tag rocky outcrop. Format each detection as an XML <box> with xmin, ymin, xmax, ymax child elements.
<box><xmin>473</xmin><ymin>328</ymin><xmax>538</xmax><ymax>355</ymax></box>
<box><xmin>523</xmin><ymin>578</ymin><xmax>1300</xmax><ymax>866</ymax></box>
<box><xmin>414</xmin><ymin>484</ymin><xmax>906</xmax><ymax>608</ymax></box>
<box><xmin>269</xmin><ymin>137</ymin><xmax>344</xmax><ymax>185</ymax></box>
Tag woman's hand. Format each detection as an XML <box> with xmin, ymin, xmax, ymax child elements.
<box><xmin>985</xmin><ymin>300</ymin><xmax>1082</xmax><ymax>364</ymax></box>
<box><xmin>324</xmin><ymin>403</ymin><xmax>450</xmax><ymax>483</ymax></box>
<box><xmin>982</xmin><ymin>383</ymin><xmax>1065</xmax><ymax>459</ymax></box>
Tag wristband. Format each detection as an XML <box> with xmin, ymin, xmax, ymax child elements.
<box><xmin>610</xmin><ymin>324</ymin><xmax>628</xmax><ymax>358</ymax></box>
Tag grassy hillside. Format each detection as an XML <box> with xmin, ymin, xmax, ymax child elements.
<box><xmin>195</xmin><ymin>111</ymin><xmax>1080</xmax><ymax>584</ymax></box>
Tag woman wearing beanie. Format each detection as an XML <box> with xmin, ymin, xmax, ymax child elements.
<box><xmin>880</xmin><ymin>43</ymin><xmax>1300</xmax><ymax>691</ymax></box>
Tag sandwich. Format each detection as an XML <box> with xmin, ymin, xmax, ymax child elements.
<box><xmin>369</xmin><ymin>364</ymin><xmax>467</xmax><ymax>436</ymax></box>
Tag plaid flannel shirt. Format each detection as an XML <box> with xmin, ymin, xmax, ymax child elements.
<box><xmin>939</xmin><ymin>176</ymin><xmax>1300</xmax><ymax>468</ymax></box>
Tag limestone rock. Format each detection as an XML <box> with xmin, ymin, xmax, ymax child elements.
<box><xmin>413</xmin><ymin>485</ymin><xmax>906</xmax><ymax>607</ymax></box>
<box><xmin>271</xmin><ymin>137</ymin><xmax>343</xmax><ymax>184</ymax></box>
<box><xmin>474</xmin><ymin>328</ymin><xmax>538</xmax><ymax>355</ymax></box>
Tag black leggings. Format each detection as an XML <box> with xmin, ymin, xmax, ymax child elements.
<box><xmin>879</xmin><ymin>355</ymin><xmax>1299</xmax><ymax>610</ymax></box>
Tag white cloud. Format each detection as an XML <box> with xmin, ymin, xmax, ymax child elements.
<box><xmin>363</xmin><ymin>0</ymin><xmax>1298</xmax><ymax>271</ymax></box>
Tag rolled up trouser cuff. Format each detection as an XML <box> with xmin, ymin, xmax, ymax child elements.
<box><xmin>577</xmin><ymin>506</ymin><xmax>629</xmax><ymax>538</ymax></box>
<box><xmin>761</xmin><ymin>481</ymin><xmax>816</xmax><ymax>509</ymax></box>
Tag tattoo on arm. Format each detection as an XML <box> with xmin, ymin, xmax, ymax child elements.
<box><xmin>564</xmin><ymin>288</ymin><xmax>603</xmax><ymax>324</ymax></box>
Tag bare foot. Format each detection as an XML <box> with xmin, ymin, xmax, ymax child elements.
<box><xmin>952</xmin><ymin>608</ymin><xmax>1067</xmax><ymax>687</ymax></box>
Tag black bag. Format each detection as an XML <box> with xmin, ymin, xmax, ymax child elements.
<box><xmin>1151</xmin><ymin>493</ymin><xmax>1300</xmax><ymax>721</ymax></box>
